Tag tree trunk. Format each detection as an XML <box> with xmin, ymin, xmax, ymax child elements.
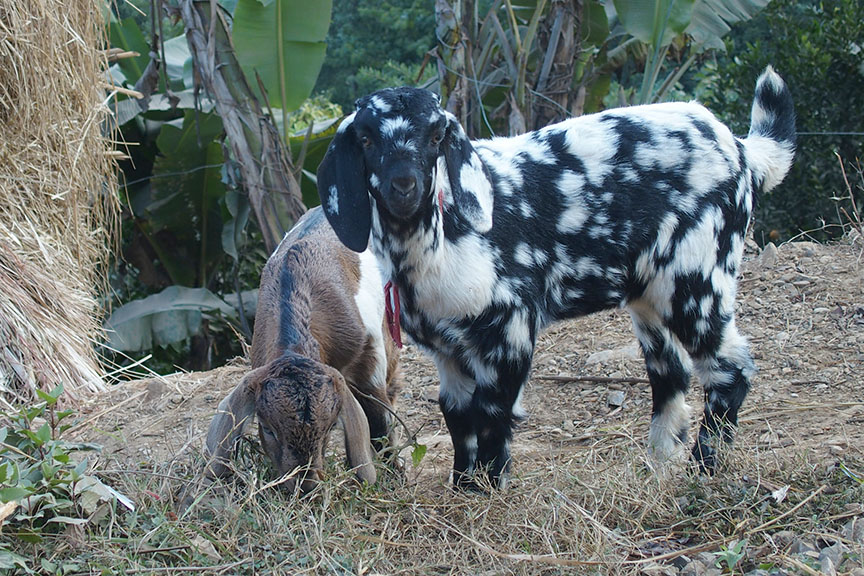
<box><xmin>172</xmin><ymin>0</ymin><xmax>306</xmax><ymax>254</ymax></box>
<box><xmin>533</xmin><ymin>0</ymin><xmax>583</xmax><ymax>130</ymax></box>
<box><xmin>435</xmin><ymin>0</ymin><xmax>472</xmax><ymax>128</ymax></box>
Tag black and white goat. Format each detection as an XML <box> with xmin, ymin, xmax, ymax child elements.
<box><xmin>205</xmin><ymin>207</ymin><xmax>401</xmax><ymax>493</ymax></box>
<box><xmin>316</xmin><ymin>67</ymin><xmax>795</xmax><ymax>488</ymax></box>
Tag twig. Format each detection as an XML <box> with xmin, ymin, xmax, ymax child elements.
<box><xmin>748</xmin><ymin>485</ymin><xmax>826</xmax><ymax>534</ymax></box>
<box><xmin>353</xmin><ymin>389</ymin><xmax>420</xmax><ymax>443</ymax></box>
<box><xmin>99</xmin><ymin>468</ymin><xmax>192</xmax><ymax>483</ymax></box>
<box><xmin>103</xmin><ymin>83</ymin><xmax>144</xmax><ymax>99</ymax></box>
<box><xmin>137</xmin><ymin>545</ymin><xmax>190</xmax><ymax>555</ymax></box>
<box><xmin>104</xmin><ymin>49</ymin><xmax>140</xmax><ymax>62</ymax></box>
<box><xmin>624</xmin><ymin>538</ymin><xmax>733</xmax><ymax>565</ymax></box>
<box><xmin>534</xmin><ymin>374</ymin><xmax>650</xmax><ymax>385</ymax></box>
<box><xmin>779</xmin><ymin>553</ymin><xmax>827</xmax><ymax>576</ymax></box>
<box><xmin>353</xmin><ymin>534</ymin><xmax>415</xmax><ymax>548</ymax></box>
<box><xmin>125</xmin><ymin>558</ymin><xmax>251</xmax><ymax>574</ymax></box>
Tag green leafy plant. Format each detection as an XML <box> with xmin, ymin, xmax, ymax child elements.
<box><xmin>0</xmin><ymin>385</ymin><xmax>132</xmax><ymax>571</ymax></box>
<box><xmin>713</xmin><ymin>538</ymin><xmax>748</xmax><ymax>574</ymax></box>
<box><xmin>232</xmin><ymin>0</ymin><xmax>333</xmax><ymax>140</ymax></box>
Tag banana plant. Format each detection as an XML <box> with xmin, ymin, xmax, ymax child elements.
<box><xmin>611</xmin><ymin>0</ymin><xmax>769</xmax><ymax>104</ymax></box>
<box><xmin>232</xmin><ymin>0</ymin><xmax>333</xmax><ymax>143</ymax></box>
<box><xmin>104</xmin><ymin>0</ymin><xmax>335</xmax><ymax>367</ymax></box>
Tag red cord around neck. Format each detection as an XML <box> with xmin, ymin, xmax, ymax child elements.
<box><xmin>384</xmin><ymin>280</ymin><xmax>403</xmax><ymax>348</ymax></box>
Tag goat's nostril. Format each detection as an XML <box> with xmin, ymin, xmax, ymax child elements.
<box><xmin>392</xmin><ymin>176</ymin><xmax>417</xmax><ymax>196</ymax></box>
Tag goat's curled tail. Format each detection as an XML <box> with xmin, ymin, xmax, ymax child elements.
<box><xmin>744</xmin><ymin>65</ymin><xmax>796</xmax><ymax>193</ymax></box>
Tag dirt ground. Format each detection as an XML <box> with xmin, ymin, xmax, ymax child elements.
<box><xmin>75</xmin><ymin>239</ymin><xmax>864</xmax><ymax>491</ymax></box>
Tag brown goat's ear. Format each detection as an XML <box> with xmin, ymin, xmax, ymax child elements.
<box><xmin>329</xmin><ymin>368</ymin><xmax>376</xmax><ymax>485</ymax></box>
<box><xmin>204</xmin><ymin>368</ymin><xmax>264</xmax><ymax>479</ymax></box>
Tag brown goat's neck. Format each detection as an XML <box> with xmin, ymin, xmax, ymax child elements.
<box><xmin>277</xmin><ymin>289</ymin><xmax>323</xmax><ymax>362</ymax></box>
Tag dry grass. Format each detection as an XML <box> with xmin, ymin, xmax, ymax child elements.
<box><xmin>62</xmin><ymin>427</ymin><xmax>862</xmax><ymax>575</ymax></box>
<box><xmin>0</xmin><ymin>0</ymin><xmax>118</xmax><ymax>404</ymax></box>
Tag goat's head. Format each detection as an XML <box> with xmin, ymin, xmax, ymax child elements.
<box><xmin>205</xmin><ymin>354</ymin><xmax>376</xmax><ymax>494</ymax></box>
<box><xmin>317</xmin><ymin>87</ymin><xmax>494</xmax><ymax>252</ymax></box>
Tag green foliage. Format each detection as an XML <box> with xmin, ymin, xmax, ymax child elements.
<box><xmin>0</xmin><ymin>386</ymin><xmax>129</xmax><ymax>569</ymax></box>
<box><xmin>350</xmin><ymin>62</ymin><xmax>435</xmax><ymax>105</ymax></box>
<box><xmin>232</xmin><ymin>0</ymin><xmax>332</xmax><ymax>116</ymax></box>
<box><xmin>614</xmin><ymin>0</ymin><xmax>695</xmax><ymax>47</ymax></box>
<box><xmin>104</xmin><ymin>286</ymin><xmax>237</xmax><ymax>352</ymax></box>
<box><xmin>695</xmin><ymin>0</ymin><xmax>864</xmax><ymax>242</ymax></box>
<box><xmin>316</xmin><ymin>0</ymin><xmax>436</xmax><ymax>107</ymax></box>
<box><xmin>410</xmin><ymin>442</ymin><xmax>427</xmax><ymax>467</ymax></box>
<box><xmin>104</xmin><ymin>0</ymin><xmax>338</xmax><ymax>372</ymax></box>
<box><xmin>601</xmin><ymin>0</ymin><xmax>769</xmax><ymax>106</ymax></box>
<box><xmin>713</xmin><ymin>538</ymin><xmax>748</xmax><ymax>573</ymax></box>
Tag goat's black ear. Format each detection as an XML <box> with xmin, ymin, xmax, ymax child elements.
<box><xmin>316</xmin><ymin>116</ymin><xmax>371</xmax><ymax>252</ymax></box>
<box><xmin>441</xmin><ymin>113</ymin><xmax>494</xmax><ymax>233</ymax></box>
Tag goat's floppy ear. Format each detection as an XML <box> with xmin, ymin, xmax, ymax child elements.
<box><xmin>328</xmin><ymin>367</ymin><xmax>377</xmax><ymax>485</ymax></box>
<box><xmin>316</xmin><ymin>113</ymin><xmax>372</xmax><ymax>252</ymax></box>
<box><xmin>440</xmin><ymin>113</ymin><xmax>494</xmax><ymax>233</ymax></box>
<box><xmin>204</xmin><ymin>368</ymin><xmax>263</xmax><ymax>479</ymax></box>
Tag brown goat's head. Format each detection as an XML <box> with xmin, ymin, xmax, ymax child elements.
<box><xmin>205</xmin><ymin>354</ymin><xmax>376</xmax><ymax>494</ymax></box>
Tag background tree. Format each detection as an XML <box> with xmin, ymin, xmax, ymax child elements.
<box><xmin>315</xmin><ymin>0</ymin><xmax>436</xmax><ymax>108</ymax></box>
<box><xmin>694</xmin><ymin>0</ymin><xmax>864</xmax><ymax>243</ymax></box>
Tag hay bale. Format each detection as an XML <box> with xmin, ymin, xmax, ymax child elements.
<box><xmin>0</xmin><ymin>0</ymin><xmax>118</xmax><ymax>403</ymax></box>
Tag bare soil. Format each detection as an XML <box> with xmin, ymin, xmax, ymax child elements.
<box><xmin>77</xmin><ymin>240</ymin><xmax>864</xmax><ymax>483</ymax></box>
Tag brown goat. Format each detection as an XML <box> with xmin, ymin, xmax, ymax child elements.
<box><xmin>204</xmin><ymin>207</ymin><xmax>401</xmax><ymax>492</ymax></box>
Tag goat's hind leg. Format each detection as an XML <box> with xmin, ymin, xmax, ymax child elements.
<box><xmin>630</xmin><ymin>309</ymin><xmax>693</xmax><ymax>464</ymax></box>
<box><xmin>690</xmin><ymin>320</ymin><xmax>754</xmax><ymax>471</ymax></box>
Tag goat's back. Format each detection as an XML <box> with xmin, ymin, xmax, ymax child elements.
<box><xmin>251</xmin><ymin>207</ymin><xmax>379</xmax><ymax>375</ymax></box>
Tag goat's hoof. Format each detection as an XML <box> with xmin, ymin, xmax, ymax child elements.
<box><xmin>450</xmin><ymin>471</ymin><xmax>487</xmax><ymax>493</ymax></box>
<box><xmin>691</xmin><ymin>441</ymin><xmax>717</xmax><ymax>475</ymax></box>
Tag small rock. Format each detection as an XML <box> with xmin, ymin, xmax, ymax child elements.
<box><xmin>849</xmin><ymin>568</ymin><xmax>864</xmax><ymax>576</ymax></box>
<box><xmin>842</xmin><ymin>517</ymin><xmax>864</xmax><ymax>544</ymax></box>
<box><xmin>585</xmin><ymin>343</ymin><xmax>641</xmax><ymax>365</ymax></box>
<box><xmin>696</xmin><ymin>552</ymin><xmax>717</xmax><ymax>567</ymax></box>
<box><xmin>679</xmin><ymin>559</ymin><xmax>707</xmax><ymax>576</ymax></box>
<box><xmin>422</xmin><ymin>386</ymin><xmax>439</xmax><ymax>403</ymax></box>
<box><xmin>772</xmin><ymin>530</ymin><xmax>795</xmax><ymax>550</ymax></box>
<box><xmin>607</xmin><ymin>390</ymin><xmax>626</xmax><ymax>407</ymax></box>
<box><xmin>145</xmin><ymin>380</ymin><xmax>167</xmax><ymax>403</ymax></box>
<box><xmin>758</xmin><ymin>242</ymin><xmax>779</xmax><ymax>268</ymax></box>
<box><xmin>819</xmin><ymin>543</ymin><xmax>846</xmax><ymax>574</ymax></box>
<box><xmin>819</xmin><ymin>556</ymin><xmax>837</xmax><ymax>576</ymax></box>
<box><xmin>789</xmin><ymin>538</ymin><xmax>818</xmax><ymax>555</ymax></box>
<box><xmin>743</xmin><ymin>570</ymin><xmax>771</xmax><ymax>576</ymax></box>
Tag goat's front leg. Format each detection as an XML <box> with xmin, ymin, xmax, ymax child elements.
<box><xmin>434</xmin><ymin>356</ymin><xmax>478</xmax><ymax>488</ymax></box>
<box><xmin>471</xmin><ymin>360</ymin><xmax>530</xmax><ymax>490</ymax></box>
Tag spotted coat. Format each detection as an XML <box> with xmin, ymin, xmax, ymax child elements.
<box><xmin>317</xmin><ymin>67</ymin><xmax>796</xmax><ymax>488</ymax></box>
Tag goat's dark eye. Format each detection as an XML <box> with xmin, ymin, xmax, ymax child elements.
<box><xmin>360</xmin><ymin>135</ymin><xmax>372</xmax><ymax>149</ymax></box>
<box><xmin>431</xmin><ymin>132</ymin><xmax>444</xmax><ymax>146</ymax></box>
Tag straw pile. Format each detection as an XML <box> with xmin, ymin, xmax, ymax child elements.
<box><xmin>0</xmin><ymin>0</ymin><xmax>118</xmax><ymax>404</ymax></box>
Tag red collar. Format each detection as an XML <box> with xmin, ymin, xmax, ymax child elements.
<box><xmin>384</xmin><ymin>280</ymin><xmax>403</xmax><ymax>348</ymax></box>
